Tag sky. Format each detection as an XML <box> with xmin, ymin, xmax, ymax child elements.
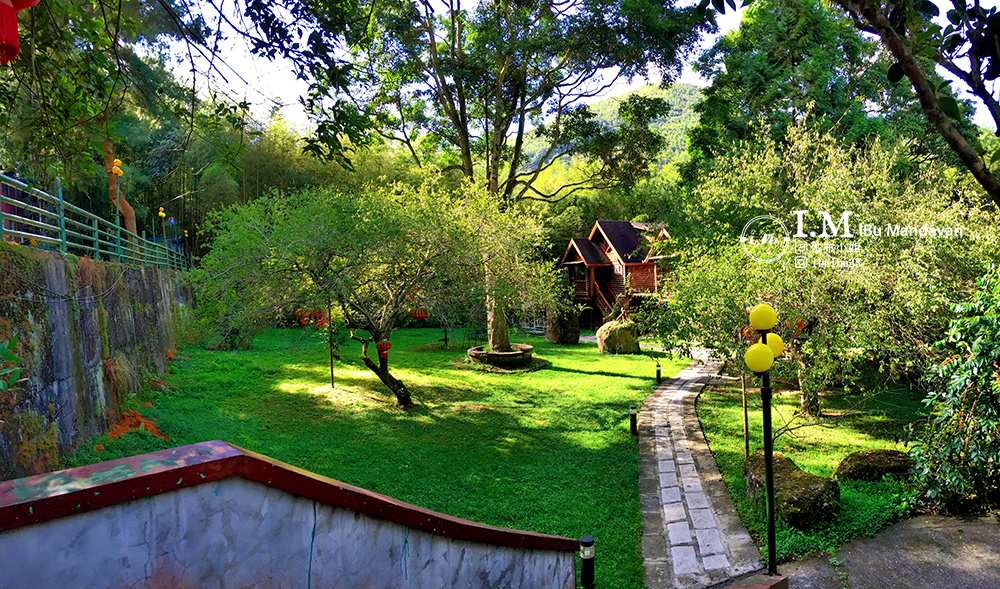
<box><xmin>181</xmin><ymin>3</ymin><xmax>995</xmax><ymax>134</ymax></box>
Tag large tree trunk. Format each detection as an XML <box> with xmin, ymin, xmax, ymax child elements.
<box><xmin>545</xmin><ymin>307</ymin><xmax>580</xmax><ymax>344</ymax></box>
<box><xmin>487</xmin><ymin>294</ymin><xmax>511</xmax><ymax>352</ymax></box>
<box><xmin>484</xmin><ymin>262</ymin><xmax>512</xmax><ymax>352</ymax></box>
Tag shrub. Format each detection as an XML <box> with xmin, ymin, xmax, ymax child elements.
<box><xmin>911</xmin><ymin>268</ymin><xmax>1000</xmax><ymax>509</ymax></box>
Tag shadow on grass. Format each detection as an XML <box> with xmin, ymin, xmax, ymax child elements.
<box><xmin>143</xmin><ymin>378</ymin><xmax>650</xmax><ymax>587</ymax></box>
<box><xmin>698</xmin><ymin>378</ymin><xmax>927</xmax><ymax>562</ymax></box>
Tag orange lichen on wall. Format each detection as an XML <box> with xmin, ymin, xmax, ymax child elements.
<box><xmin>108</xmin><ymin>410</ymin><xmax>169</xmax><ymax>441</ymax></box>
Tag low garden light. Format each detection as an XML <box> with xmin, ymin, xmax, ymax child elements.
<box><xmin>744</xmin><ymin>301</ymin><xmax>781</xmax><ymax>576</ymax></box>
<box><xmin>579</xmin><ymin>536</ymin><xmax>595</xmax><ymax>589</ymax></box>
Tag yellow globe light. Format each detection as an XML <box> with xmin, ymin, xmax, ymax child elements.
<box><xmin>159</xmin><ymin>211</ymin><xmax>166</xmax><ymax>218</ymax></box>
<box><xmin>761</xmin><ymin>333</ymin><xmax>784</xmax><ymax>358</ymax></box>
<box><xmin>745</xmin><ymin>342</ymin><xmax>774</xmax><ymax>373</ymax></box>
<box><xmin>113</xmin><ymin>159</ymin><xmax>122</xmax><ymax>167</ymax></box>
<box><xmin>749</xmin><ymin>303</ymin><xmax>777</xmax><ymax>331</ymax></box>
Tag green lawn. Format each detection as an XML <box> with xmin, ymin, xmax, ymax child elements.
<box><xmin>697</xmin><ymin>376</ymin><xmax>927</xmax><ymax>562</ymax></box>
<box><xmin>69</xmin><ymin>327</ymin><xmax>689</xmax><ymax>589</ymax></box>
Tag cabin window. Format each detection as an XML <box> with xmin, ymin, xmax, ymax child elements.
<box><xmin>614</xmin><ymin>262</ymin><xmax>624</xmax><ymax>275</ymax></box>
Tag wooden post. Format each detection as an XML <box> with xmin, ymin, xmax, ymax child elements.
<box><xmin>742</xmin><ymin>372</ymin><xmax>750</xmax><ymax>461</ymax></box>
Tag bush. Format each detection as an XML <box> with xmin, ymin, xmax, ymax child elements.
<box><xmin>911</xmin><ymin>268</ymin><xmax>1000</xmax><ymax>509</ymax></box>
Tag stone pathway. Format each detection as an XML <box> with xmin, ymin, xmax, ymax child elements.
<box><xmin>639</xmin><ymin>352</ymin><xmax>763</xmax><ymax>589</ymax></box>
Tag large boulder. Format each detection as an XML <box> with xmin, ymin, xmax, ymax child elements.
<box><xmin>834</xmin><ymin>449</ymin><xmax>914</xmax><ymax>482</ymax></box>
<box><xmin>746</xmin><ymin>451</ymin><xmax>840</xmax><ymax>528</ymax></box>
<box><xmin>596</xmin><ymin>319</ymin><xmax>640</xmax><ymax>354</ymax></box>
<box><xmin>545</xmin><ymin>308</ymin><xmax>580</xmax><ymax>344</ymax></box>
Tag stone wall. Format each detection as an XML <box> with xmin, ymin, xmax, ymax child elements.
<box><xmin>0</xmin><ymin>441</ymin><xmax>578</xmax><ymax>589</ymax></box>
<box><xmin>0</xmin><ymin>243</ymin><xmax>188</xmax><ymax>480</ymax></box>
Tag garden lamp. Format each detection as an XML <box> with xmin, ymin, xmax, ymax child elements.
<box><xmin>580</xmin><ymin>536</ymin><xmax>595</xmax><ymax>589</ymax></box>
<box><xmin>113</xmin><ymin>161</ymin><xmax>124</xmax><ymax>261</ymax></box>
<box><xmin>744</xmin><ymin>302</ymin><xmax>781</xmax><ymax>576</ymax></box>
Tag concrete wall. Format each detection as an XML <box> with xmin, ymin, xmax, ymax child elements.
<box><xmin>0</xmin><ymin>455</ymin><xmax>576</xmax><ymax>589</ymax></box>
<box><xmin>0</xmin><ymin>243</ymin><xmax>188</xmax><ymax>480</ymax></box>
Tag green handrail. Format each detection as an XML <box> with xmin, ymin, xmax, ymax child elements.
<box><xmin>0</xmin><ymin>173</ymin><xmax>187</xmax><ymax>270</ymax></box>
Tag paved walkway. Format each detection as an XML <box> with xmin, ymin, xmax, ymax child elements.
<box><xmin>780</xmin><ymin>514</ymin><xmax>1000</xmax><ymax>589</ymax></box>
<box><xmin>639</xmin><ymin>352</ymin><xmax>763</xmax><ymax>589</ymax></box>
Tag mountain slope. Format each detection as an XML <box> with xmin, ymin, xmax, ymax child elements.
<box><xmin>520</xmin><ymin>83</ymin><xmax>703</xmax><ymax>166</ymax></box>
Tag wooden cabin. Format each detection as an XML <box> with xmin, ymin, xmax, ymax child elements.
<box><xmin>559</xmin><ymin>221</ymin><xmax>668</xmax><ymax>326</ymax></box>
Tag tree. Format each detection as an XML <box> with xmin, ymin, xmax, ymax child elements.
<box><xmin>685</xmin><ymin>0</ymin><xmax>974</xmax><ymax>178</ymax></box>
<box><xmin>640</xmin><ymin>120</ymin><xmax>1000</xmax><ymax>416</ymax></box>
<box><xmin>198</xmin><ymin>176</ymin><xmax>554</xmax><ymax>406</ymax></box>
<box><xmin>231</xmin><ymin>0</ymin><xmax>711</xmax><ymax>352</ymax></box>
<box><xmin>709</xmin><ymin>0</ymin><xmax>1000</xmax><ymax>206</ymax></box>
<box><xmin>1</xmin><ymin>1</ymin><xmax>211</xmax><ymax>177</ymax></box>
<box><xmin>828</xmin><ymin>0</ymin><xmax>1000</xmax><ymax>205</ymax></box>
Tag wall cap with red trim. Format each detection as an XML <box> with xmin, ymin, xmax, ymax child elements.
<box><xmin>0</xmin><ymin>440</ymin><xmax>578</xmax><ymax>552</ymax></box>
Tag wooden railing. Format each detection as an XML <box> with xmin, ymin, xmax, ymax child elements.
<box><xmin>594</xmin><ymin>284</ymin><xmax>614</xmax><ymax>316</ymax></box>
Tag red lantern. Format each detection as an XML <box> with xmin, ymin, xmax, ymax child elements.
<box><xmin>0</xmin><ymin>0</ymin><xmax>40</xmax><ymax>65</ymax></box>
<box><xmin>375</xmin><ymin>339</ymin><xmax>392</xmax><ymax>359</ymax></box>
<box><xmin>409</xmin><ymin>307</ymin><xmax>428</xmax><ymax>321</ymax></box>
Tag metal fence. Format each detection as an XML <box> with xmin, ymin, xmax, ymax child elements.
<box><xmin>0</xmin><ymin>173</ymin><xmax>188</xmax><ymax>270</ymax></box>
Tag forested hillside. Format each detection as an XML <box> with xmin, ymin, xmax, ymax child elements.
<box><xmin>520</xmin><ymin>83</ymin><xmax>702</xmax><ymax>166</ymax></box>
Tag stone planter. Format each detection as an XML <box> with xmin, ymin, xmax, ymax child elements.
<box><xmin>467</xmin><ymin>344</ymin><xmax>534</xmax><ymax>367</ymax></box>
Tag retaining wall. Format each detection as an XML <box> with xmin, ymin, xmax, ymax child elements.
<box><xmin>0</xmin><ymin>441</ymin><xmax>578</xmax><ymax>588</ymax></box>
<box><xmin>0</xmin><ymin>243</ymin><xmax>188</xmax><ymax>480</ymax></box>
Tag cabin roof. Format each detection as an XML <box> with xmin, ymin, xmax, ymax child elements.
<box><xmin>560</xmin><ymin>220</ymin><xmax>672</xmax><ymax>267</ymax></box>
<box><xmin>590</xmin><ymin>220</ymin><xmax>646</xmax><ymax>263</ymax></box>
<box><xmin>561</xmin><ymin>237</ymin><xmax>611</xmax><ymax>266</ymax></box>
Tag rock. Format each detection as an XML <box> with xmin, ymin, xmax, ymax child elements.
<box><xmin>545</xmin><ymin>308</ymin><xmax>580</xmax><ymax>344</ymax></box>
<box><xmin>834</xmin><ymin>449</ymin><xmax>914</xmax><ymax>482</ymax></box>
<box><xmin>746</xmin><ymin>451</ymin><xmax>840</xmax><ymax>528</ymax></box>
<box><xmin>596</xmin><ymin>319</ymin><xmax>640</xmax><ymax>355</ymax></box>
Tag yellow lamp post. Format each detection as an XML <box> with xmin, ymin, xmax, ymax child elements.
<box><xmin>745</xmin><ymin>302</ymin><xmax>781</xmax><ymax>576</ymax></box>
<box><xmin>158</xmin><ymin>206</ymin><xmax>166</xmax><ymax>255</ymax></box>
<box><xmin>112</xmin><ymin>161</ymin><xmax>124</xmax><ymax>261</ymax></box>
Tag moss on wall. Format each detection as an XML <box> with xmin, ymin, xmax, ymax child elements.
<box><xmin>0</xmin><ymin>244</ymin><xmax>188</xmax><ymax>480</ymax></box>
